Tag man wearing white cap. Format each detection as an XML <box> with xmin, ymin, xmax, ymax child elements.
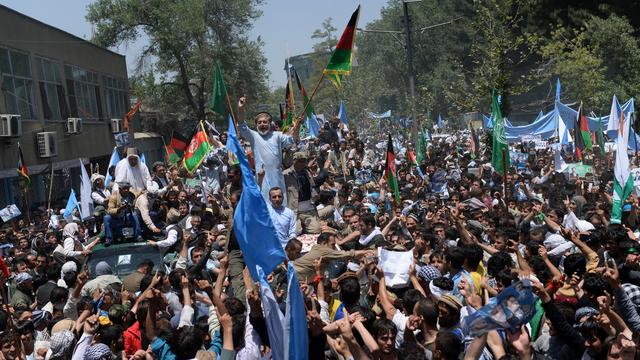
<box><xmin>113</xmin><ymin>147</ymin><xmax>151</xmax><ymax>193</ymax></box>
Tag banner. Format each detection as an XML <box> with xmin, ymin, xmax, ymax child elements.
<box><xmin>114</xmin><ymin>132</ymin><xmax>133</xmax><ymax>147</ymax></box>
<box><xmin>0</xmin><ymin>204</ymin><xmax>21</xmax><ymax>222</ymax></box>
<box><xmin>368</xmin><ymin>110</ymin><xmax>392</xmax><ymax>119</ymax></box>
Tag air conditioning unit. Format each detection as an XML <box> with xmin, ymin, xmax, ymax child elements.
<box><xmin>66</xmin><ymin>118</ymin><xmax>83</xmax><ymax>134</ymax></box>
<box><xmin>111</xmin><ymin>118</ymin><xmax>123</xmax><ymax>133</ymax></box>
<box><xmin>36</xmin><ymin>132</ymin><xmax>57</xmax><ymax>158</ymax></box>
<box><xmin>0</xmin><ymin>114</ymin><xmax>22</xmax><ymax>137</ymax></box>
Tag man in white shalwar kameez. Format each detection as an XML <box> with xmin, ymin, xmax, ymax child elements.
<box><xmin>113</xmin><ymin>147</ymin><xmax>151</xmax><ymax>194</ymax></box>
<box><xmin>238</xmin><ymin>112</ymin><xmax>299</xmax><ymax>204</ymax></box>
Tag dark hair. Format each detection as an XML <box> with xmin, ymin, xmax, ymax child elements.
<box><xmin>47</xmin><ymin>263</ymin><xmax>61</xmax><ymax>281</ymax></box>
<box><xmin>582</xmin><ymin>273</ymin><xmax>610</xmax><ymax>297</ymax></box>
<box><xmin>415</xmin><ymin>298</ymin><xmax>438</xmax><ymax>328</ymax></box>
<box><xmin>372</xmin><ymin>318</ymin><xmax>398</xmax><ymax>338</ymax></box>
<box><xmin>285</xmin><ymin>238</ymin><xmax>302</xmax><ymax>251</ymax></box>
<box><xmin>495</xmin><ymin>269</ymin><xmax>517</xmax><ymax>288</ymax></box>
<box><xmin>15</xmin><ymin>319</ymin><xmax>34</xmax><ymax>335</ymax></box>
<box><xmin>435</xmin><ymin>331</ymin><xmax>462</xmax><ymax>360</ymax></box>
<box><xmin>316</xmin><ymin>232</ymin><xmax>333</xmax><ymax>245</ymax></box>
<box><xmin>50</xmin><ymin>287</ymin><xmax>69</xmax><ymax>305</ymax></box>
<box><xmin>462</xmin><ymin>244</ymin><xmax>483</xmax><ymax>269</ymax></box>
<box><xmin>401</xmin><ymin>289</ymin><xmax>424</xmax><ymax>314</ymax></box>
<box><xmin>563</xmin><ymin>253</ymin><xmax>586</xmax><ymax>278</ymax></box>
<box><xmin>432</xmin><ymin>277</ymin><xmax>454</xmax><ymax>291</ymax></box>
<box><xmin>487</xmin><ymin>252</ymin><xmax>513</xmax><ymax>277</ymax></box>
<box><xmin>99</xmin><ymin>324</ymin><xmax>123</xmax><ymax>348</ymax></box>
<box><xmin>152</xmin><ymin>162</ymin><xmax>165</xmax><ymax>172</ymax></box>
<box><xmin>359</xmin><ymin>213</ymin><xmax>376</xmax><ymax>228</ymax></box>
<box><xmin>224</xmin><ymin>298</ymin><xmax>246</xmax><ymax>317</ymax></box>
<box><xmin>339</xmin><ymin>277</ymin><xmax>361</xmax><ymax>308</ymax></box>
<box><xmin>446</xmin><ymin>247</ymin><xmax>465</xmax><ymax>270</ymax></box>
<box><xmin>269</xmin><ymin>187</ymin><xmax>282</xmax><ymax>196</ymax></box>
<box><xmin>175</xmin><ymin>327</ymin><xmax>204</xmax><ymax>359</ymax></box>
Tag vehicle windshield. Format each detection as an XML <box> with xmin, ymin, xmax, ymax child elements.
<box><xmin>87</xmin><ymin>245</ymin><xmax>163</xmax><ymax>278</ymax></box>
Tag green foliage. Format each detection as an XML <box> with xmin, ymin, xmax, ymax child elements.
<box><xmin>86</xmin><ymin>0</ymin><xmax>269</xmax><ymax>130</ymax></box>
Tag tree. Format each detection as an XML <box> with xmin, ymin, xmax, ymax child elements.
<box><xmin>446</xmin><ymin>0</ymin><xmax>535</xmax><ymax>116</ymax></box>
<box><xmin>86</xmin><ymin>0</ymin><xmax>269</xmax><ymax>130</ymax></box>
<box><xmin>311</xmin><ymin>18</ymin><xmax>338</xmax><ymax>53</ymax></box>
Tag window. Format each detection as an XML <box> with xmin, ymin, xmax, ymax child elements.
<box><xmin>0</xmin><ymin>47</ymin><xmax>36</xmax><ymax>119</ymax></box>
<box><xmin>64</xmin><ymin>64</ymin><xmax>103</xmax><ymax>121</ymax></box>
<box><xmin>35</xmin><ymin>57</ymin><xmax>69</xmax><ymax>120</ymax></box>
<box><xmin>103</xmin><ymin>75</ymin><xmax>127</xmax><ymax>119</ymax></box>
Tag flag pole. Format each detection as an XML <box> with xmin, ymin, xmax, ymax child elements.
<box><xmin>502</xmin><ymin>148</ymin><xmax>508</xmax><ymax>201</ymax></box>
<box><xmin>224</xmin><ymin>93</ymin><xmax>239</xmax><ymax>135</ymax></box>
<box><xmin>47</xmin><ymin>160</ymin><xmax>54</xmax><ymax>210</ymax></box>
<box><xmin>295</xmin><ymin>72</ymin><xmax>325</xmax><ymax>127</ymax></box>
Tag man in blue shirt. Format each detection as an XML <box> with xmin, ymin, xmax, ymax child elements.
<box><xmin>267</xmin><ymin>187</ymin><xmax>297</xmax><ymax>249</ymax></box>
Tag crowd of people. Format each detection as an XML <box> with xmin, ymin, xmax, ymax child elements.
<box><xmin>0</xmin><ymin>100</ymin><xmax>639</xmax><ymax>360</ymax></box>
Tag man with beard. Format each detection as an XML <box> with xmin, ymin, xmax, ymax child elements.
<box><xmin>238</xmin><ymin>111</ymin><xmax>300</xmax><ymax>203</ymax></box>
<box><xmin>113</xmin><ymin>147</ymin><xmax>151</xmax><ymax>194</ymax></box>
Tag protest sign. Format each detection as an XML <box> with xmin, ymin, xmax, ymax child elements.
<box><xmin>462</xmin><ymin>279</ymin><xmax>537</xmax><ymax>337</ymax></box>
<box><xmin>378</xmin><ymin>247</ymin><xmax>413</xmax><ymax>288</ymax></box>
<box><xmin>0</xmin><ymin>204</ymin><xmax>21</xmax><ymax>222</ymax></box>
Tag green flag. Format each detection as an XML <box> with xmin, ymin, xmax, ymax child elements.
<box><xmin>416</xmin><ymin>128</ymin><xmax>427</xmax><ymax>165</ymax></box>
<box><xmin>491</xmin><ymin>90</ymin><xmax>510</xmax><ymax>175</ymax></box>
<box><xmin>210</xmin><ymin>62</ymin><xmax>227</xmax><ymax>116</ymax></box>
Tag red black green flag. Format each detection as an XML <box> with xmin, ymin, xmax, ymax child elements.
<box><xmin>294</xmin><ymin>68</ymin><xmax>314</xmax><ymax>118</ymax></box>
<box><xmin>170</xmin><ymin>132</ymin><xmax>188</xmax><ymax>152</ymax></box>
<box><xmin>183</xmin><ymin>122</ymin><xmax>211</xmax><ymax>174</ymax></box>
<box><xmin>323</xmin><ymin>6</ymin><xmax>360</xmax><ymax>88</ymax></box>
<box><xmin>282</xmin><ymin>73</ymin><xmax>295</xmax><ymax>131</ymax></box>
<box><xmin>385</xmin><ymin>134</ymin><xmax>400</xmax><ymax>204</ymax></box>
<box><xmin>575</xmin><ymin>102</ymin><xmax>592</xmax><ymax>160</ymax></box>
<box><xmin>17</xmin><ymin>142</ymin><xmax>30</xmax><ymax>187</ymax></box>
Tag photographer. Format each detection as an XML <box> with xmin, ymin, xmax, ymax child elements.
<box><xmin>104</xmin><ymin>182</ymin><xmax>142</xmax><ymax>245</ymax></box>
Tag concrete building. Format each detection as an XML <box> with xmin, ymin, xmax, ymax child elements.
<box><xmin>0</xmin><ymin>5</ymin><xmax>128</xmax><ymax>210</ymax></box>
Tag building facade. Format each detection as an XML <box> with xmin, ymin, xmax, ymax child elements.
<box><xmin>0</xmin><ymin>5</ymin><xmax>128</xmax><ymax>209</ymax></box>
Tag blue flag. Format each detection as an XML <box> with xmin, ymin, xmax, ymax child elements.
<box><xmin>285</xmin><ymin>262</ymin><xmax>309</xmax><ymax>360</ymax></box>
<box><xmin>555</xmin><ymin>78</ymin><xmax>561</xmax><ymax>103</ymax></box>
<box><xmin>338</xmin><ymin>100</ymin><xmax>349</xmax><ymax>124</ymax></box>
<box><xmin>140</xmin><ymin>153</ymin><xmax>146</xmax><ymax>165</ymax></box>
<box><xmin>227</xmin><ymin>121</ymin><xmax>286</xmax><ymax>280</ymax></box>
<box><xmin>306</xmin><ymin>113</ymin><xmax>320</xmax><ymax>138</ymax></box>
<box><xmin>63</xmin><ymin>189</ymin><xmax>81</xmax><ymax>219</ymax></box>
<box><xmin>105</xmin><ymin>147</ymin><xmax>120</xmax><ymax>187</ymax></box>
<box><xmin>438</xmin><ymin>113</ymin><xmax>443</xmax><ymax>128</ymax></box>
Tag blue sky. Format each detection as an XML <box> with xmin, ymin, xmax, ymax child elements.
<box><xmin>0</xmin><ymin>0</ymin><xmax>388</xmax><ymax>88</ymax></box>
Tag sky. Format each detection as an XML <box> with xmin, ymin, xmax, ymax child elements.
<box><xmin>0</xmin><ymin>0</ymin><xmax>388</xmax><ymax>88</ymax></box>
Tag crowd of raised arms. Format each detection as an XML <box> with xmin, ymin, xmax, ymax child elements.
<box><xmin>0</xmin><ymin>99</ymin><xmax>639</xmax><ymax>360</ymax></box>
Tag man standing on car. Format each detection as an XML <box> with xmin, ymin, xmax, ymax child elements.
<box><xmin>104</xmin><ymin>182</ymin><xmax>143</xmax><ymax>245</ymax></box>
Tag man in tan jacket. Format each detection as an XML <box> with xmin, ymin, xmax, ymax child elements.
<box><xmin>104</xmin><ymin>182</ymin><xmax>142</xmax><ymax>245</ymax></box>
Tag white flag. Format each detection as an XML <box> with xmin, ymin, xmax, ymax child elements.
<box><xmin>79</xmin><ymin>159</ymin><xmax>93</xmax><ymax>219</ymax></box>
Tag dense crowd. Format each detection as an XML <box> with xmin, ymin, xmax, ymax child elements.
<box><xmin>0</xmin><ymin>105</ymin><xmax>639</xmax><ymax>360</ymax></box>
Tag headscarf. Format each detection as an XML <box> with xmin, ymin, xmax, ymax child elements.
<box><xmin>84</xmin><ymin>343</ymin><xmax>113</xmax><ymax>360</ymax></box>
<box><xmin>62</xmin><ymin>223</ymin><xmax>78</xmax><ymax>240</ymax></box>
<box><xmin>49</xmin><ymin>330</ymin><xmax>75</xmax><ymax>358</ymax></box>
<box><xmin>95</xmin><ymin>261</ymin><xmax>113</xmax><ymax>276</ymax></box>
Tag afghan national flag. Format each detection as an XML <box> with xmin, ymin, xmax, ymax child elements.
<box><xmin>385</xmin><ymin>134</ymin><xmax>400</xmax><ymax>204</ymax></box>
<box><xmin>282</xmin><ymin>73</ymin><xmax>295</xmax><ymax>131</ymax></box>
<box><xmin>170</xmin><ymin>131</ymin><xmax>189</xmax><ymax>153</ymax></box>
<box><xmin>469</xmin><ymin>122</ymin><xmax>479</xmax><ymax>158</ymax></box>
<box><xmin>574</xmin><ymin>103</ymin><xmax>592</xmax><ymax>160</ymax></box>
<box><xmin>183</xmin><ymin>123</ymin><xmax>211</xmax><ymax>174</ymax></box>
<box><xmin>123</xmin><ymin>99</ymin><xmax>142</xmax><ymax>130</ymax></box>
<box><xmin>294</xmin><ymin>68</ymin><xmax>314</xmax><ymax>118</ymax></box>
<box><xmin>17</xmin><ymin>142</ymin><xmax>30</xmax><ymax>187</ymax></box>
<box><xmin>165</xmin><ymin>145</ymin><xmax>180</xmax><ymax>165</ymax></box>
<box><xmin>210</xmin><ymin>62</ymin><xmax>227</xmax><ymax>116</ymax></box>
<box><xmin>611</xmin><ymin>111</ymin><xmax>634</xmax><ymax>224</ymax></box>
<box><xmin>323</xmin><ymin>6</ymin><xmax>360</xmax><ymax>88</ymax></box>
<box><xmin>491</xmin><ymin>90</ymin><xmax>510</xmax><ymax>175</ymax></box>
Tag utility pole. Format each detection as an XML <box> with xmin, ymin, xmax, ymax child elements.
<box><xmin>402</xmin><ymin>0</ymin><xmax>418</xmax><ymax>139</ymax></box>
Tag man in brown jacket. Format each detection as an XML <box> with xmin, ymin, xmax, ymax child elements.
<box><xmin>294</xmin><ymin>231</ymin><xmax>373</xmax><ymax>282</ymax></box>
<box><xmin>104</xmin><ymin>182</ymin><xmax>143</xmax><ymax>245</ymax></box>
